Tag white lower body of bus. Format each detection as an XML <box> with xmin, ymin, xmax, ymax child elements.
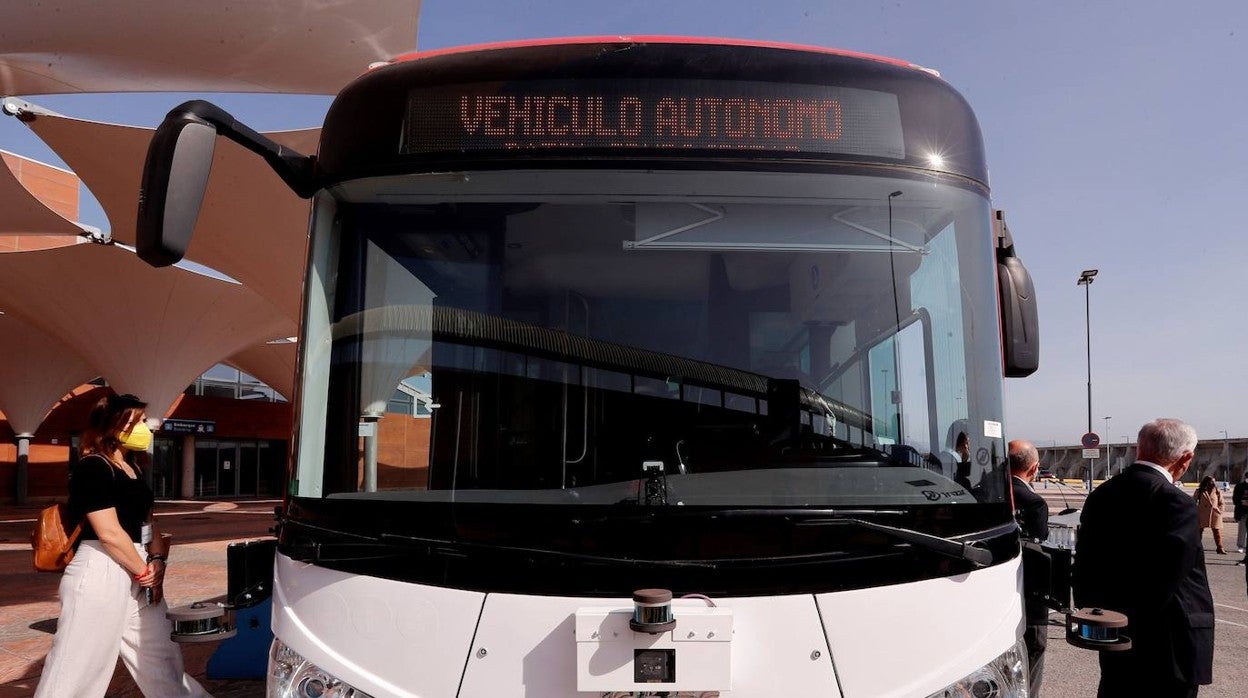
<box><xmin>266</xmin><ymin>552</ymin><xmax>1027</xmax><ymax>697</ymax></box>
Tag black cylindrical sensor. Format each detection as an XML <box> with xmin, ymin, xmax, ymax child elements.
<box><xmin>630</xmin><ymin>588</ymin><xmax>677</xmax><ymax>634</ymax></box>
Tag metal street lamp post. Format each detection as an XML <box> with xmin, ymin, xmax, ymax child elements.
<box><xmin>1078</xmin><ymin>269</ymin><xmax>1098</xmax><ymax>489</ymax></box>
<box><xmin>1103</xmin><ymin>416</ymin><xmax>1112</xmax><ymax>480</ymax></box>
<box><xmin>1220</xmin><ymin>430</ymin><xmax>1229</xmax><ymax>481</ymax></box>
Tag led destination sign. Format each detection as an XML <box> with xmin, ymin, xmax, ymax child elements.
<box><xmin>403</xmin><ymin>79</ymin><xmax>904</xmax><ymax>159</ymax></box>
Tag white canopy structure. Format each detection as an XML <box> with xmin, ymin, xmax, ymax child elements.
<box><xmin>0</xmin><ymin>244</ymin><xmax>295</xmax><ymax>420</ymax></box>
<box><xmin>0</xmin><ymin>0</ymin><xmax>423</xmax><ymax>501</ymax></box>
<box><xmin>0</xmin><ymin>311</ymin><xmax>96</xmax><ymax>435</ymax></box>
<box><xmin>0</xmin><ymin>0</ymin><xmax>420</xmax><ymax>96</ymax></box>
<box><xmin>226</xmin><ymin>341</ymin><xmax>299</xmax><ymax>402</ymax></box>
<box><xmin>18</xmin><ymin>111</ymin><xmax>318</xmax><ymax>321</ymax></box>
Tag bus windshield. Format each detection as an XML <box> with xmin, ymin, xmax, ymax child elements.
<box><xmin>293</xmin><ymin>168</ymin><xmax>1008</xmax><ymax>518</ymax></box>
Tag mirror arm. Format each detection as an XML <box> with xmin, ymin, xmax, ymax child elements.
<box><xmin>171</xmin><ymin>100</ymin><xmax>318</xmax><ymax>198</ymax></box>
<box><xmin>994</xmin><ymin>208</ymin><xmax>1016</xmax><ymax>262</ymax></box>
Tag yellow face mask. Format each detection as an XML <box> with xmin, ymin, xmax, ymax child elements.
<box><xmin>119</xmin><ymin>421</ymin><xmax>153</xmax><ymax>451</ymax></box>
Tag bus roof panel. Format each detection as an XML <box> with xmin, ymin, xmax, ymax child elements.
<box><xmin>389</xmin><ymin>36</ymin><xmax>927</xmax><ymax>74</ymax></box>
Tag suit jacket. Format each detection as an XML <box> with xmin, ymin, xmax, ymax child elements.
<box><xmin>1013</xmin><ymin>476</ymin><xmax>1049</xmax><ymax>541</ymax></box>
<box><xmin>1013</xmin><ymin>476</ymin><xmax>1050</xmax><ymax>625</ymax></box>
<box><xmin>1073</xmin><ymin>463</ymin><xmax>1214</xmax><ymax>686</ymax></box>
<box><xmin>1233</xmin><ymin>479</ymin><xmax>1248</xmax><ymax>520</ymax></box>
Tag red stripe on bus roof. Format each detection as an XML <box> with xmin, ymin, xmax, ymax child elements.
<box><xmin>388</xmin><ymin>36</ymin><xmax>920</xmax><ymax>70</ymax></box>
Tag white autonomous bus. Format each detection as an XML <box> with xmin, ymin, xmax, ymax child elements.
<box><xmin>137</xmin><ymin>36</ymin><xmax>1041</xmax><ymax>698</ymax></box>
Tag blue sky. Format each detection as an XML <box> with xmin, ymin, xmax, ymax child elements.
<box><xmin>3</xmin><ymin>1</ymin><xmax>1246</xmax><ymax>446</ymax></box>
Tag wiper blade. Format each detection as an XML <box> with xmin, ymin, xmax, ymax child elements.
<box><xmin>581</xmin><ymin>507</ymin><xmax>909</xmax><ymax>523</ymax></box>
<box><xmin>591</xmin><ymin>510</ymin><xmax>993</xmax><ymax>567</ymax></box>
<box><xmin>828</xmin><ymin>518</ymin><xmax>994</xmax><ymax>567</ymax></box>
<box><xmin>284</xmin><ymin>520</ymin><xmax>715</xmax><ymax>568</ymax></box>
<box><xmin>280</xmin><ymin>520</ymin><xmax>407</xmax><ymax>563</ymax></box>
<box><xmin>281</xmin><ymin>513</ymin><xmax>992</xmax><ymax>569</ymax></box>
<box><xmin>283</xmin><ymin>519</ymin><xmax>715</xmax><ymax>568</ymax></box>
<box><xmin>288</xmin><ymin>541</ymin><xmax>407</xmax><ymax>563</ymax></box>
<box><xmin>377</xmin><ymin>532</ymin><xmax>717</xmax><ymax>568</ymax></box>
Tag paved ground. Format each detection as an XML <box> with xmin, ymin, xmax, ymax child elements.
<box><xmin>1</xmin><ymin>494</ymin><xmax>1245</xmax><ymax>697</ymax></box>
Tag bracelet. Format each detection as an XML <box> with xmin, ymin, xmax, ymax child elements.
<box><xmin>146</xmin><ymin>553</ymin><xmax>167</xmax><ymax>564</ymax></box>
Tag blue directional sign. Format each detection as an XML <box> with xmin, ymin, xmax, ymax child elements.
<box><xmin>160</xmin><ymin>419</ymin><xmax>216</xmax><ymax>435</ymax></box>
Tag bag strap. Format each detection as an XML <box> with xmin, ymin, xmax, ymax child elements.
<box><xmin>65</xmin><ymin>511</ymin><xmax>83</xmax><ymax>547</ymax></box>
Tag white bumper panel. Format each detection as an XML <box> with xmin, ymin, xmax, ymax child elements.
<box><xmin>816</xmin><ymin>555</ymin><xmax>1024</xmax><ymax>698</ymax></box>
<box><xmin>272</xmin><ymin>552</ymin><xmax>486</xmax><ymax>698</ymax></box>
<box><xmin>272</xmin><ymin>552</ymin><xmax>1021</xmax><ymax>697</ymax></box>
<box><xmin>459</xmin><ymin>593</ymin><xmax>841</xmax><ymax>697</ymax></box>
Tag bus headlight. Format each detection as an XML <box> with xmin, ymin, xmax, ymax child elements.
<box><xmin>925</xmin><ymin>638</ymin><xmax>1029</xmax><ymax>697</ymax></box>
<box><xmin>267</xmin><ymin>638</ymin><xmax>373</xmax><ymax>698</ymax></box>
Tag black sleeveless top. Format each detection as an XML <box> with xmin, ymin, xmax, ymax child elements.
<box><xmin>68</xmin><ymin>454</ymin><xmax>155</xmax><ymax>542</ymax></box>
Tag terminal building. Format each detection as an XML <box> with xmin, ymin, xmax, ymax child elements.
<box><xmin>0</xmin><ymin>376</ymin><xmax>291</xmax><ymax>501</ymax></box>
<box><xmin>1039</xmin><ymin>441</ymin><xmax>1246</xmax><ymax>485</ymax></box>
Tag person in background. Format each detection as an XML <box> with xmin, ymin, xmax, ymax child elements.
<box><xmin>939</xmin><ymin>419</ymin><xmax>973</xmax><ymax>491</ymax></box>
<box><xmin>1073</xmin><ymin>418</ymin><xmax>1214</xmax><ymax>697</ymax></box>
<box><xmin>1194</xmin><ymin>475</ymin><xmax>1227</xmax><ymax>555</ymax></box>
<box><xmin>35</xmin><ymin>393</ymin><xmax>210</xmax><ymax>698</ymax></box>
<box><xmin>1008</xmin><ymin>439</ymin><xmax>1049</xmax><ymax>696</ymax></box>
<box><xmin>1233</xmin><ymin>470</ymin><xmax>1248</xmax><ymax>564</ymax></box>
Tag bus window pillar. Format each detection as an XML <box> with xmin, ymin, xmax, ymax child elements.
<box><xmin>181</xmin><ymin>435</ymin><xmax>196</xmax><ymax>499</ymax></box>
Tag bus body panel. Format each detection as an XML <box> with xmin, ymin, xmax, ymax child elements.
<box><xmin>272</xmin><ymin>551</ymin><xmax>1023</xmax><ymax>696</ymax></box>
<box><xmin>272</xmin><ymin>552</ymin><xmax>487</xmax><ymax>698</ymax></box>
<box><xmin>817</xmin><ymin>554</ymin><xmax>1023</xmax><ymax>697</ymax></box>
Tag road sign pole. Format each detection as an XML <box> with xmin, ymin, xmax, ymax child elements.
<box><xmin>1081</xmin><ymin>432</ymin><xmax>1101</xmax><ymax>491</ymax></box>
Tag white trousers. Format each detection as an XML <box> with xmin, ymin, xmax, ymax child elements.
<box><xmin>35</xmin><ymin>541</ymin><xmax>212</xmax><ymax>698</ymax></box>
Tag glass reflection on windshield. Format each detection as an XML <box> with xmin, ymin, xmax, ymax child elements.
<box><xmin>296</xmin><ymin>174</ymin><xmax>1006</xmax><ymax>508</ymax></box>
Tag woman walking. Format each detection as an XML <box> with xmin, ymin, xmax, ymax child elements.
<box><xmin>1194</xmin><ymin>475</ymin><xmax>1228</xmax><ymax>555</ymax></box>
<box><xmin>35</xmin><ymin>393</ymin><xmax>210</xmax><ymax>697</ymax></box>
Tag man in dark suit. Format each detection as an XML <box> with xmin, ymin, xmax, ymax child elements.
<box><xmin>1009</xmin><ymin>439</ymin><xmax>1050</xmax><ymax>695</ymax></box>
<box><xmin>1074</xmin><ymin>418</ymin><xmax>1214</xmax><ymax>697</ymax></box>
<box><xmin>1233</xmin><ymin>471</ymin><xmax>1248</xmax><ymax>565</ymax></box>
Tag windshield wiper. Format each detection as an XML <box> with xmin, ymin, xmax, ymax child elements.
<box><xmin>283</xmin><ymin>520</ymin><xmax>717</xmax><ymax>568</ymax></box>
<box><xmin>578</xmin><ymin>508</ymin><xmax>994</xmax><ymax>567</ymax></box>
<box><xmin>825</xmin><ymin>518</ymin><xmax>994</xmax><ymax>567</ymax></box>
<box><xmin>376</xmin><ymin>532</ymin><xmax>718</xmax><ymax>568</ymax></box>
<box><xmin>284</xmin><ymin>521</ymin><xmax>710</xmax><ymax>567</ymax></box>
<box><xmin>287</xmin><ymin>540</ymin><xmax>410</xmax><ymax>563</ymax></box>
<box><xmin>283</xmin><ymin>512</ymin><xmax>993</xmax><ymax>569</ymax></box>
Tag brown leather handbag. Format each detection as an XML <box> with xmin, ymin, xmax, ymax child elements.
<box><xmin>31</xmin><ymin>503</ymin><xmax>83</xmax><ymax>573</ymax></box>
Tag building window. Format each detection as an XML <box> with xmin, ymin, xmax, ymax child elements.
<box><xmin>185</xmin><ymin>363</ymin><xmax>288</xmax><ymax>402</ymax></box>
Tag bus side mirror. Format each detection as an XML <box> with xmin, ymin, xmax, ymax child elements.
<box><xmin>136</xmin><ymin>99</ymin><xmax>316</xmax><ymax>268</ymax></box>
<box><xmin>994</xmin><ymin>210</ymin><xmax>1039</xmax><ymax>377</ymax></box>
<box><xmin>136</xmin><ymin>113</ymin><xmax>217</xmax><ymax>266</ymax></box>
